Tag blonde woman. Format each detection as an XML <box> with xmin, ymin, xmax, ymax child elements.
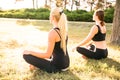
<box><xmin>23</xmin><ymin>7</ymin><xmax>69</xmax><ymax>73</ymax></box>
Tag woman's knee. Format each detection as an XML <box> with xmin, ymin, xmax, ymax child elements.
<box><xmin>23</xmin><ymin>54</ymin><xmax>32</xmax><ymax>62</ymax></box>
<box><xmin>76</xmin><ymin>47</ymin><xmax>83</xmax><ymax>53</ymax></box>
<box><xmin>103</xmin><ymin>52</ymin><xmax>108</xmax><ymax>58</ymax></box>
<box><xmin>23</xmin><ymin>54</ymin><xmax>27</xmax><ymax>60</ymax></box>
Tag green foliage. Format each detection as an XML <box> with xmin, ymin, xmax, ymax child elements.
<box><xmin>36</xmin><ymin>8</ymin><xmax>50</xmax><ymax>12</ymax></box>
<box><xmin>79</xmin><ymin>12</ymin><xmax>93</xmax><ymax>22</ymax></box>
<box><xmin>74</xmin><ymin>9</ymin><xmax>87</xmax><ymax>14</ymax></box>
<box><xmin>104</xmin><ymin>7</ymin><xmax>114</xmax><ymax>23</ymax></box>
<box><xmin>0</xmin><ymin>8</ymin><xmax>50</xmax><ymax>20</ymax></box>
<box><xmin>0</xmin><ymin>8</ymin><xmax>114</xmax><ymax>23</ymax></box>
<box><xmin>66</xmin><ymin>10</ymin><xmax>93</xmax><ymax>22</ymax></box>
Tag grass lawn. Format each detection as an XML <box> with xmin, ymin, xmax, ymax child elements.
<box><xmin>0</xmin><ymin>18</ymin><xmax>120</xmax><ymax>80</ymax></box>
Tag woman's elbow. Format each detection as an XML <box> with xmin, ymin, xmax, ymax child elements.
<box><xmin>45</xmin><ymin>55</ymin><xmax>51</xmax><ymax>58</ymax></box>
<box><xmin>45</xmin><ymin>53</ymin><xmax>52</xmax><ymax>59</ymax></box>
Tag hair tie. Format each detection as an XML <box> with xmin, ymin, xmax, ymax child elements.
<box><xmin>60</xmin><ymin>10</ymin><xmax>64</xmax><ymax>15</ymax></box>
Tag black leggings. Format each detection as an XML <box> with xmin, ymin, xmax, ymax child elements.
<box><xmin>23</xmin><ymin>54</ymin><xmax>60</xmax><ymax>73</ymax></box>
<box><xmin>76</xmin><ymin>47</ymin><xmax>108</xmax><ymax>60</ymax></box>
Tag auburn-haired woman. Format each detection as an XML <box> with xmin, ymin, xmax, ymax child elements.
<box><xmin>73</xmin><ymin>9</ymin><xmax>108</xmax><ymax>60</ymax></box>
<box><xmin>23</xmin><ymin>7</ymin><xmax>69</xmax><ymax>73</ymax></box>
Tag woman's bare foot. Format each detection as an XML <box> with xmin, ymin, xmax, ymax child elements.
<box><xmin>29</xmin><ymin>65</ymin><xmax>35</xmax><ymax>71</ymax></box>
<box><xmin>82</xmin><ymin>55</ymin><xmax>87</xmax><ymax>59</ymax></box>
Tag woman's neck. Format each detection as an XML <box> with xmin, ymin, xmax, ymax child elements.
<box><xmin>53</xmin><ymin>22</ymin><xmax>58</xmax><ymax>28</ymax></box>
<box><xmin>95</xmin><ymin>20</ymin><xmax>101</xmax><ymax>25</ymax></box>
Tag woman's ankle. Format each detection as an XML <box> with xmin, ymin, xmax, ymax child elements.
<box><xmin>82</xmin><ymin>55</ymin><xmax>87</xmax><ymax>59</ymax></box>
<box><xmin>29</xmin><ymin>65</ymin><xmax>35</xmax><ymax>71</ymax></box>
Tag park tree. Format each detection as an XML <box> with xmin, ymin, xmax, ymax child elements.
<box><xmin>45</xmin><ymin>0</ymin><xmax>50</xmax><ymax>9</ymax></box>
<box><xmin>56</xmin><ymin>0</ymin><xmax>70</xmax><ymax>9</ymax></box>
<box><xmin>32</xmin><ymin>0</ymin><xmax>35</xmax><ymax>8</ymax></box>
<box><xmin>70</xmin><ymin>0</ymin><xmax>80</xmax><ymax>11</ymax></box>
<box><xmin>56</xmin><ymin>0</ymin><xmax>63</xmax><ymax>7</ymax></box>
<box><xmin>44</xmin><ymin>0</ymin><xmax>54</xmax><ymax>9</ymax></box>
<box><xmin>110</xmin><ymin>0</ymin><xmax>120</xmax><ymax>45</ymax></box>
<box><xmin>32</xmin><ymin>0</ymin><xmax>38</xmax><ymax>9</ymax></box>
<box><xmin>87</xmin><ymin>0</ymin><xmax>94</xmax><ymax>11</ymax></box>
<box><xmin>95</xmin><ymin>0</ymin><xmax>104</xmax><ymax>10</ymax></box>
<box><xmin>71</xmin><ymin>0</ymin><xmax>75</xmax><ymax>11</ymax></box>
<box><xmin>64</xmin><ymin>0</ymin><xmax>71</xmax><ymax>10</ymax></box>
<box><xmin>75</xmin><ymin>0</ymin><xmax>80</xmax><ymax>10</ymax></box>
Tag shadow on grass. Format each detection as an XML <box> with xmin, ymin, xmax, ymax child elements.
<box><xmin>24</xmin><ymin>70</ymin><xmax>80</xmax><ymax>80</ymax></box>
<box><xmin>100</xmin><ymin>58</ymin><xmax>120</xmax><ymax>71</ymax></box>
<box><xmin>86</xmin><ymin>58</ymin><xmax>120</xmax><ymax>79</ymax></box>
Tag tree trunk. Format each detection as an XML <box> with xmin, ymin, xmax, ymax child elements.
<box><xmin>110</xmin><ymin>0</ymin><xmax>120</xmax><ymax>45</ymax></box>
<box><xmin>36</xmin><ymin>0</ymin><xmax>38</xmax><ymax>9</ymax></box>
<box><xmin>56</xmin><ymin>0</ymin><xmax>63</xmax><ymax>7</ymax></box>
<box><xmin>64</xmin><ymin>0</ymin><xmax>67</xmax><ymax>10</ymax></box>
<box><xmin>71</xmin><ymin>0</ymin><xmax>74</xmax><ymax>11</ymax></box>
<box><xmin>45</xmin><ymin>0</ymin><xmax>47</xmax><ymax>6</ymax></box>
<box><xmin>32</xmin><ymin>0</ymin><xmax>35</xmax><ymax>8</ymax></box>
<box><xmin>95</xmin><ymin>0</ymin><xmax>104</xmax><ymax>10</ymax></box>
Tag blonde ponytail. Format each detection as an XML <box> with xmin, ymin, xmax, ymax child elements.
<box><xmin>58</xmin><ymin>13</ymin><xmax>68</xmax><ymax>55</ymax></box>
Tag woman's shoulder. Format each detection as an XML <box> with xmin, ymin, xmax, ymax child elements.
<box><xmin>91</xmin><ymin>25</ymin><xmax>99</xmax><ymax>31</ymax></box>
<box><xmin>90</xmin><ymin>25</ymin><xmax>99</xmax><ymax>35</ymax></box>
<box><xmin>47</xmin><ymin>29</ymin><xmax>57</xmax><ymax>42</ymax></box>
<box><xmin>49</xmin><ymin>29</ymin><xmax>57</xmax><ymax>36</ymax></box>
<box><xmin>48</xmin><ymin>28</ymin><xmax>60</xmax><ymax>38</ymax></box>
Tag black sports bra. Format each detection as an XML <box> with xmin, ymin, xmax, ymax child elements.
<box><xmin>92</xmin><ymin>25</ymin><xmax>106</xmax><ymax>41</ymax></box>
<box><xmin>53</xmin><ymin>27</ymin><xmax>61</xmax><ymax>39</ymax></box>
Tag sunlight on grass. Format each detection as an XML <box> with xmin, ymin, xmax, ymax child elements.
<box><xmin>0</xmin><ymin>18</ymin><xmax>120</xmax><ymax>80</ymax></box>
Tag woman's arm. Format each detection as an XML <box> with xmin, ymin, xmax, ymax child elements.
<box><xmin>23</xmin><ymin>29</ymin><xmax>56</xmax><ymax>59</ymax></box>
<box><xmin>76</xmin><ymin>25</ymin><xmax>98</xmax><ymax>47</ymax></box>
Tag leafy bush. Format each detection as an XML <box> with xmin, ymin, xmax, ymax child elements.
<box><xmin>66</xmin><ymin>10</ymin><xmax>93</xmax><ymax>22</ymax></box>
<box><xmin>67</xmin><ymin>12</ymin><xmax>80</xmax><ymax>21</ymax></box>
<box><xmin>104</xmin><ymin>7</ymin><xmax>114</xmax><ymax>23</ymax></box>
<box><xmin>75</xmin><ymin>10</ymin><xmax>87</xmax><ymax>14</ymax></box>
<box><xmin>79</xmin><ymin>12</ymin><xmax>93</xmax><ymax>22</ymax></box>
<box><xmin>0</xmin><ymin>8</ymin><xmax>114</xmax><ymax>23</ymax></box>
<box><xmin>36</xmin><ymin>8</ymin><xmax>50</xmax><ymax>12</ymax></box>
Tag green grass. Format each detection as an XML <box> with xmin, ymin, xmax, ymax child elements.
<box><xmin>0</xmin><ymin>19</ymin><xmax>120</xmax><ymax>80</ymax></box>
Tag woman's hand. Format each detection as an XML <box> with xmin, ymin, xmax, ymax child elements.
<box><xmin>23</xmin><ymin>50</ymin><xmax>31</xmax><ymax>55</ymax></box>
<box><xmin>72</xmin><ymin>46</ymin><xmax>77</xmax><ymax>52</ymax></box>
